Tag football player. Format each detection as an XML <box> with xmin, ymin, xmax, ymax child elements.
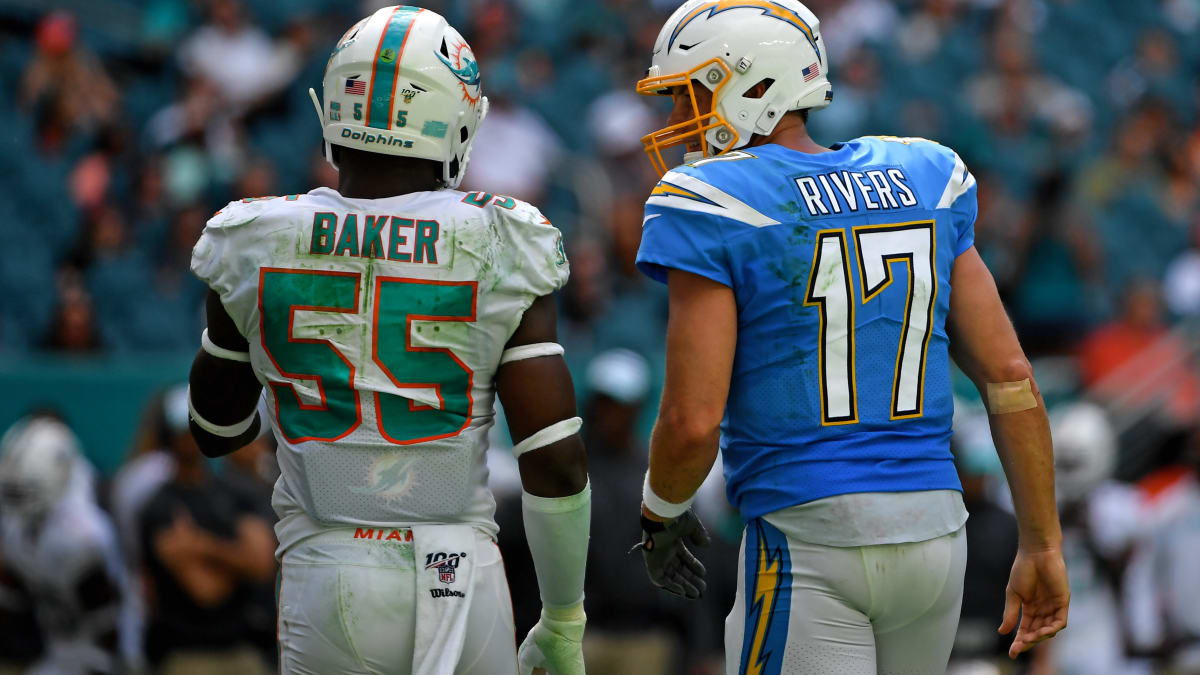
<box><xmin>631</xmin><ymin>2</ymin><xmax>1069</xmax><ymax>673</ymax></box>
<box><xmin>0</xmin><ymin>415</ymin><xmax>140</xmax><ymax>674</ymax></box>
<box><xmin>185</xmin><ymin>7</ymin><xmax>589</xmax><ymax>675</ymax></box>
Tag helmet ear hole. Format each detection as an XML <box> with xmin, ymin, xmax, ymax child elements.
<box><xmin>460</xmin><ymin>126</ymin><xmax>469</xmax><ymax>143</ymax></box>
<box><xmin>440</xmin><ymin>37</ymin><xmax>450</xmax><ymax>57</ymax></box>
<box><xmin>448</xmin><ymin>155</ymin><xmax>460</xmax><ymax>180</ymax></box>
<box><xmin>743</xmin><ymin>78</ymin><xmax>775</xmax><ymax>99</ymax></box>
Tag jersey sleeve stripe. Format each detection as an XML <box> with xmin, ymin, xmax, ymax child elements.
<box><xmin>936</xmin><ymin>153</ymin><xmax>975</xmax><ymax>209</ymax></box>
<box><xmin>648</xmin><ymin>171</ymin><xmax>781</xmax><ymax>228</ymax></box>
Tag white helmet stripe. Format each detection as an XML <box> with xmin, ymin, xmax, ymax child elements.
<box><xmin>366</xmin><ymin>6</ymin><xmax>423</xmax><ymax>131</ymax></box>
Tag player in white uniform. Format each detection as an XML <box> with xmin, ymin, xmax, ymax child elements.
<box><xmin>0</xmin><ymin>416</ymin><xmax>139</xmax><ymax>675</ymax></box>
<box><xmin>185</xmin><ymin>7</ymin><xmax>590</xmax><ymax>675</ymax></box>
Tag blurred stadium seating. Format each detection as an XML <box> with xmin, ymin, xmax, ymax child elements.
<box><xmin>1</xmin><ymin>0</ymin><xmax>1199</xmax><ymax>673</ymax></box>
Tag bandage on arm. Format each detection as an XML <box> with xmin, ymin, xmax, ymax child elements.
<box><xmin>986</xmin><ymin>379</ymin><xmax>1038</xmax><ymax>414</ymax></box>
<box><xmin>522</xmin><ymin>482</ymin><xmax>591</xmax><ymax>608</ymax></box>
<box><xmin>188</xmin><ymin>290</ymin><xmax>264</xmax><ymax>457</ymax></box>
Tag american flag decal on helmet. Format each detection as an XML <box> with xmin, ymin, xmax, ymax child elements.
<box><xmin>802</xmin><ymin>63</ymin><xmax>819</xmax><ymax>82</ymax></box>
<box><xmin>345</xmin><ymin>76</ymin><xmax>367</xmax><ymax>96</ymax></box>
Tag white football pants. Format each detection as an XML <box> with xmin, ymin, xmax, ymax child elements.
<box><xmin>726</xmin><ymin>518</ymin><xmax>966</xmax><ymax>675</ymax></box>
<box><xmin>277</xmin><ymin>525</ymin><xmax>517</xmax><ymax>675</ymax></box>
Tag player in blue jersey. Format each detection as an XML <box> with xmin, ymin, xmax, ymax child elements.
<box><xmin>630</xmin><ymin>2</ymin><xmax>1069</xmax><ymax>673</ymax></box>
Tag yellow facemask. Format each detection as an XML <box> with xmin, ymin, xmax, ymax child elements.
<box><xmin>635</xmin><ymin>57</ymin><xmax>739</xmax><ymax>177</ymax></box>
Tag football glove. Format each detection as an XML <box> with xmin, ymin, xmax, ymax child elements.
<box><xmin>518</xmin><ymin>604</ymin><xmax>586</xmax><ymax>675</ymax></box>
<box><xmin>636</xmin><ymin>509</ymin><xmax>711</xmax><ymax>600</ymax></box>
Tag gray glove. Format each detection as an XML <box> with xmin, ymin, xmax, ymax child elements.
<box><xmin>635</xmin><ymin>509</ymin><xmax>711</xmax><ymax>600</ymax></box>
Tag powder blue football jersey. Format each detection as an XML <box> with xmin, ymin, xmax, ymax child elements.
<box><xmin>636</xmin><ymin>137</ymin><xmax>977</xmax><ymax>521</ymax></box>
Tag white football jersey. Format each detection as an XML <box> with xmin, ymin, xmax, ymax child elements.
<box><xmin>191</xmin><ymin>187</ymin><xmax>569</xmax><ymax>545</ymax></box>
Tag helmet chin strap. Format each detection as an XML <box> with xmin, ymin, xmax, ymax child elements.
<box><xmin>308</xmin><ymin>88</ymin><xmax>338</xmax><ymax>172</ymax></box>
<box><xmin>446</xmin><ymin>96</ymin><xmax>489</xmax><ymax>190</ymax></box>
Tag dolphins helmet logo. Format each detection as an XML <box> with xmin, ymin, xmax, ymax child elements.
<box><xmin>436</xmin><ymin>40</ymin><xmax>481</xmax><ymax>105</ymax></box>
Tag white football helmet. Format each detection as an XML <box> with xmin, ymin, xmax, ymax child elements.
<box><xmin>637</xmin><ymin>0</ymin><xmax>833</xmax><ymax>175</ymax></box>
<box><xmin>1051</xmin><ymin>401</ymin><xmax>1118</xmax><ymax>504</ymax></box>
<box><xmin>0</xmin><ymin>416</ymin><xmax>82</xmax><ymax>518</ymax></box>
<box><xmin>309</xmin><ymin>5</ymin><xmax>490</xmax><ymax>189</ymax></box>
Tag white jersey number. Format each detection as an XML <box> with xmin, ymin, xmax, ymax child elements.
<box><xmin>804</xmin><ymin>222</ymin><xmax>937</xmax><ymax>424</ymax></box>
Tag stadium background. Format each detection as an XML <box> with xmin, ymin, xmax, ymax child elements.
<box><xmin>1</xmin><ymin>0</ymin><xmax>1199</xmax><ymax>672</ymax></box>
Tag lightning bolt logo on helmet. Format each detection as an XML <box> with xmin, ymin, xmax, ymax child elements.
<box><xmin>668</xmin><ymin>1</ymin><xmax>820</xmax><ymax>59</ymax></box>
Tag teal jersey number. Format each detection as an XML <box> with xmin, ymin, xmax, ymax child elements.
<box><xmin>260</xmin><ymin>268</ymin><xmax>362</xmax><ymax>443</ymax></box>
<box><xmin>259</xmin><ymin>268</ymin><xmax>476</xmax><ymax>445</ymax></box>
<box><xmin>373</xmin><ymin>278</ymin><xmax>475</xmax><ymax>444</ymax></box>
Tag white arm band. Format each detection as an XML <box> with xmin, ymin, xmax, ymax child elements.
<box><xmin>522</xmin><ymin>481</ymin><xmax>590</xmax><ymax>608</ymax></box>
<box><xmin>512</xmin><ymin>417</ymin><xmax>582</xmax><ymax>458</ymax></box>
<box><xmin>201</xmin><ymin>329</ymin><xmax>251</xmax><ymax>362</ymax></box>
<box><xmin>642</xmin><ymin>471</ymin><xmax>696</xmax><ymax>519</ymax></box>
<box><xmin>187</xmin><ymin>388</ymin><xmax>258</xmax><ymax>438</ymax></box>
<box><xmin>500</xmin><ymin>342</ymin><xmax>564</xmax><ymax>365</ymax></box>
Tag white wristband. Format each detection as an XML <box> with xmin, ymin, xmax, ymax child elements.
<box><xmin>642</xmin><ymin>471</ymin><xmax>695</xmax><ymax>519</ymax></box>
<box><xmin>187</xmin><ymin>388</ymin><xmax>258</xmax><ymax>438</ymax></box>
<box><xmin>512</xmin><ymin>417</ymin><xmax>582</xmax><ymax>458</ymax></box>
<box><xmin>500</xmin><ymin>342</ymin><xmax>564</xmax><ymax>365</ymax></box>
<box><xmin>201</xmin><ymin>329</ymin><xmax>251</xmax><ymax>362</ymax></box>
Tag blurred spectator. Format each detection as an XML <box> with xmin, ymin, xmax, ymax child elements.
<box><xmin>1164</xmin><ymin>216</ymin><xmax>1200</xmax><ymax>319</ymax></box>
<box><xmin>222</xmin><ymin>420</ymin><xmax>281</xmax><ymax>669</ymax></box>
<box><xmin>462</xmin><ymin>95</ymin><xmax>564</xmax><ymax>204</ymax></box>
<box><xmin>1076</xmin><ymin>103</ymin><xmax>1170</xmax><ymax>208</ymax></box>
<box><xmin>808</xmin><ymin>47</ymin><xmax>884</xmax><ymax>144</ymax></box>
<box><xmin>179</xmin><ymin>0</ymin><xmax>302</xmax><ymax>111</ymax></box>
<box><xmin>0</xmin><ymin>414</ymin><xmax>139</xmax><ymax>673</ymax></box>
<box><xmin>1108</xmin><ymin>30</ymin><xmax>1187</xmax><ymax>113</ymax></box>
<box><xmin>560</xmin><ymin>238</ymin><xmax>613</xmax><ymax>356</ymax></box>
<box><xmin>1007</xmin><ymin>172</ymin><xmax>1106</xmax><ymax>354</ymax></box>
<box><xmin>586</xmin><ymin>89</ymin><xmax>656</xmax><ymax>169</ymax></box>
<box><xmin>69</xmin><ymin>126</ymin><xmax>130</xmax><ymax>212</ymax></box>
<box><xmin>146</xmin><ymin>77</ymin><xmax>228</xmax><ymax>150</ymax></box>
<box><xmin>111</xmin><ymin>387</ymin><xmax>182</xmax><ymax>563</ymax></box>
<box><xmin>40</xmin><ymin>269</ymin><xmax>103</xmax><ymax>354</ymax></box>
<box><xmin>966</xmin><ymin>25</ymin><xmax>1091</xmax><ymax>181</ymax></box>
<box><xmin>235</xmin><ymin>157</ymin><xmax>279</xmax><ymax>201</ymax></box>
<box><xmin>1078</xmin><ymin>279</ymin><xmax>1200</xmax><ymax>428</ymax></box>
<box><xmin>578</xmin><ymin>349</ymin><xmax>695</xmax><ymax>674</ymax></box>
<box><xmin>815</xmin><ymin>0</ymin><xmax>900</xmax><ymax>62</ymax></box>
<box><xmin>20</xmin><ymin>11</ymin><xmax>118</xmax><ymax>152</ymax></box>
<box><xmin>138</xmin><ymin>391</ymin><xmax>276</xmax><ymax>674</ymax></box>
